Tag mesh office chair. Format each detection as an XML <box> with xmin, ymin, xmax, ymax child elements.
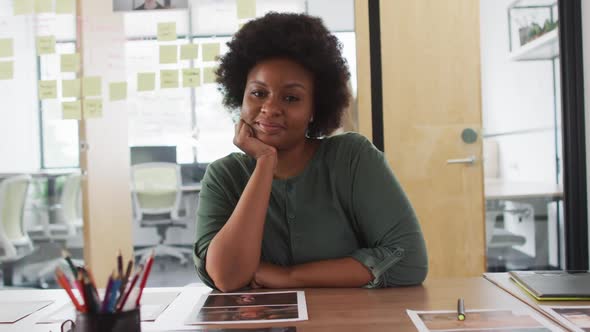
<box><xmin>29</xmin><ymin>173</ymin><xmax>83</xmax><ymax>240</ymax></box>
<box><xmin>0</xmin><ymin>175</ymin><xmax>34</xmax><ymax>286</ymax></box>
<box><xmin>131</xmin><ymin>163</ymin><xmax>192</xmax><ymax>264</ymax></box>
<box><xmin>26</xmin><ymin>173</ymin><xmax>83</xmax><ymax>287</ymax></box>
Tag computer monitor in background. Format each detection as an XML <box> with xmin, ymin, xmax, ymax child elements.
<box><xmin>130</xmin><ymin>146</ymin><xmax>177</xmax><ymax>165</ymax></box>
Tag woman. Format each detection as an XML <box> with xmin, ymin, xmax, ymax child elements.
<box><xmin>194</xmin><ymin>12</ymin><xmax>428</xmax><ymax>292</ymax></box>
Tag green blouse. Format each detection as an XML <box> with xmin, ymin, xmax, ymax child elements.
<box><xmin>193</xmin><ymin>132</ymin><xmax>428</xmax><ymax>289</ymax></box>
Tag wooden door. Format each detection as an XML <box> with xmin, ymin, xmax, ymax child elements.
<box><xmin>355</xmin><ymin>0</ymin><xmax>485</xmax><ymax>278</ymax></box>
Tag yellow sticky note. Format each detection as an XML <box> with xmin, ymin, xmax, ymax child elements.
<box><xmin>182</xmin><ymin>68</ymin><xmax>201</xmax><ymax>87</ymax></box>
<box><xmin>36</xmin><ymin>36</ymin><xmax>55</xmax><ymax>55</ymax></box>
<box><xmin>203</xmin><ymin>67</ymin><xmax>217</xmax><ymax>84</ymax></box>
<box><xmin>109</xmin><ymin>82</ymin><xmax>127</xmax><ymax>101</ymax></box>
<box><xmin>62</xmin><ymin>79</ymin><xmax>80</xmax><ymax>98</ymax></box>
<box><xmin>0</xmin><ymin>61</ymin><xmax>13</xmax><ymax>80</ymax></box>
<box><xmin>202</xmin><ymin>43</ymin><xmax>220</xmax><ymax>62</ymax></box>
<box><xmin>38</xmin><ymin>80</ymin><xmax>57</xmax><ymax>99</ymax></box>
<box><xmin>56</xmin><ymin>0</ymin><xmax>75</xmax><ymax>14</ymax></box>
<box><xmin>159</xmin><ymin>45</ymin><xmax>177</xmax><ymax>64</ymax></box>
<box><xmin>82</xmin><ymin>76</ymin><xmax>102</xmax><ymax>97</ymax></box>
<box><xmin>14</xmin><ymin>0</ymin><xmax>34</xmax><ymax>15</ymax></box>
<box><xmin>35</xmin><ymin>0</ymin><xmax>53</xmax><ymax>13</ymax></box>
<box><xmin>160</xmin><ymin>70</ymin><xmax>179</xmax><ymax>89</ymax></box>
<box><xmin>83</xmin><ymin>99</ymin><xmax>103</xmax><ymax>119</ymax></box>
<box><xmin>157</xmin><ymin>22</ymin><xmax>176</xmax><ymax>42</ymax></box>
<box><xmin>237</xmin><ymin>0</ymin><xmax>256</xmax><ymax>19</ymax></box>
<box><xmin>180</xmin><ymin>44</ymin><xmax>198</xmax><ymax>60</ymax></box>
<box><xmin>0</xmin><ymin>39</ymin><xmax>14</xmax><ymax>58</ymax></box>
<box><xmin>137</xmin><ymin>72</ymin><xmax>155</xmax><ymax>91</ymax></box>
<box><xmin>62</xmin><ymin>101</ymin><xmax>81</xmax><ymax>120</ymax></box>
<box><xmin>60</xmin><ymin>53</ymin><xmax>80</xmax><ymax>72</ymax></box>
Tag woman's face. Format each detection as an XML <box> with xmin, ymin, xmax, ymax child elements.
<box><xmin>241</xmin><ymin>58</ymin><xmax>314</xmax><ymax>150</ymax></box>
<box><xmin>235</xmin><ymin>294</ymin><xmax>256</xmax><ymax>305</ymax></box>
<box><xmin>237</xmin><ymin>306</ymin><xmax>268</xmax><ymax>320</ymax></box>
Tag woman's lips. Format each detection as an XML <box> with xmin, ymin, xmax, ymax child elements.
<box><xmin>255</xmin><ymin>121</ymin><xmax>285</xmax><ymax>134</ymax></box>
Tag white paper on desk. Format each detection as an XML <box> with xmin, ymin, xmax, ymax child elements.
<box><xmin>185</xmin><ymin>290</ymin><xmax>307</xmax><ymax>324</ymax></box>
<box><xmin>540</xmin><ymin>305</ymin><xmax>590</xmax><ymax>332</ymax></box>
<box><xmin>36</xmin><ymin>291</ymin><xmax>180</xmax><ymax>323</ymax></box>
<box><xmin>0</xmin><ymin>300</ymin><xmax>53</xmax><ymax>323</ymax></box>
<box><xmin>406</xmin><ymin>308</ymin><xmax>561</xmax><ymax>332</ymax></box>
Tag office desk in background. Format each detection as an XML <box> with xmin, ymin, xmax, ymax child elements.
<box><xmin>484</xmin><ymin>180</ymin><xmax>563</xmax><ymax>201</ymax></box>
<box><xmin>0</xmin><ymin>277</ymin><xmax>565</xmax><ymax>331</ymax></box>
<box><xmin>485</xmin><ymin>180</ymin><xmax>564</xmax><ymax>269</ymax></box>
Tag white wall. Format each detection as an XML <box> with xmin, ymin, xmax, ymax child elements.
<box><xmin>480</xmin><ymin>0</ymin><xmax>559</xmax><ymax>183</ymax></box>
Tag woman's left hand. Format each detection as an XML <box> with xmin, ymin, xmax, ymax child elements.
<box><xmin>250</xmin><ymin>262</ymin><xmax>297</xmax><ymax>289</ymax></box>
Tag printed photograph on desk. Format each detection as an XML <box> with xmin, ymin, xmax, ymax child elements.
<box><xmin>203</xmin><ymin>292</ymin><xmax>298</xmax><ymax>307</ymax></box>
<box><xmin>407</xmin><ymin>309</ymin><xmax>561</xmax><ymax>332</ymax></box>
<box><xmin>540</xmin><ymin>306</ymin><xmax>590</xmax><ymax>332</ymax></box>
<box><xmin>164</xmin><ymin>328</ymin><xmax>296</xmax><ymax>332</ymax></box>
<box><xmin>186</xmin><ymin>291</ymin><xmax>307</xmax><ymax>324</ymax></box>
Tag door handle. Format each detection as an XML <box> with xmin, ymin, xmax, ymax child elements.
<box><xmin>446</xmin><ymin>155</ymin><xmax>477</xmax><ymax>165</ymax></box>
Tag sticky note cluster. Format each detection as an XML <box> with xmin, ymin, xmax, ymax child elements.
<box><xmin>14</xmin><ymin>0</ymin><xmax>75</xmax><ymax>15</ymax></box>
<box><xmin>0</xmin><ymin>38</ymin><xmax>13</xmax><ymax>80</ymax></box>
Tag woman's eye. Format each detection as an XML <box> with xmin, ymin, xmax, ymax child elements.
<box><xmin>251</xmin><ymin>90</ymin><xmax>266</xmax><ymax>98</ymax></box>
<box><xmin>284</xmin><ymin>95</ymin><xmax>300</xmax><ymax>103</ymax></box>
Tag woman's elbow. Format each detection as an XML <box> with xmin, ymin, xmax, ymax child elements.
<box><xmin>213</xmin><ymin>277</ymin><xmax>248</xmax><ymax>293</ymax></box>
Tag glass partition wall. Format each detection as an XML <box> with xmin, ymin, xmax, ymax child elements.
<box><xmin>0</xmin><ymin>1</ymin><xmax>84</xmax><ymax>289</ymax></box>
<box><xmin>480</xmin><ymin>0</ymin><xmax>564</xmax><ymax>272</ymax></box>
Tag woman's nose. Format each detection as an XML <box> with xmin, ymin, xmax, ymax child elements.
<box><xmin>261</xmin><ymin>98</ymin><xmax>282</xmax><ymax>116</ymax></box>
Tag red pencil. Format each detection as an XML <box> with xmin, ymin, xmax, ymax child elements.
<box><xmin>117</xmin><ymin>264</ymin><xmax>144</xmax><ymax>312</ymax></box>
<box><xmin>55</xmin><ymin>268</ymin><xmax>84</xmax><ymax>312</ymax></box>
<box><xmin>135</xmin><ymin>251</ymin><xmax>155</xmax><ymax>306</ymax></box>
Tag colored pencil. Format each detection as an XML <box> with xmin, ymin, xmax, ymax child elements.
<box><xmin>135</xmin><ymin>251</ymin><xmax>155</xmax><ymax>306</ymax></box>
<box><xmin>55</xmin><ymin>267</ymin><xmax>84</xmax><ymax>312</ymax></box>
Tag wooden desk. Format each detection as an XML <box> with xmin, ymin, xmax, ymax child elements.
<box><xmin>0</xmin><ymin>278</ymin><xmax>564</xmax><ymax>331</ymax></box>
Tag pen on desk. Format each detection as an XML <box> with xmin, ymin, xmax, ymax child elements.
<box><xmin>457</xmin><ymin>298</ymin><xmax>466</xmax><ymax>321</ymax></box>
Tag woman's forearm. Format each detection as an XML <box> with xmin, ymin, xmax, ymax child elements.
<box><xmin>255</xmin><ymin>258</ymin><xmax>374</xmax><ymax>289</ymax></box>
<box><xmin>206</xmin><ymin>155</ymin><xmax>275</xmax><ymax>291</ymax></box>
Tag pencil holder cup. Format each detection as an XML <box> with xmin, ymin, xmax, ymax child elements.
<box><xmin>61</xmin><ymin>308</ymin><xmax>141</xmax><ymax>332</ymax></box>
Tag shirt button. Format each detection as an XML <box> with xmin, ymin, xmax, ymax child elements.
<box><xmin>288</xmin><ymin>214</ymin><xmax>295</xmax><ymax>219</ymax></box>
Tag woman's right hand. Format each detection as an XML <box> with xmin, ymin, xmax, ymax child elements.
<box><xmin>233</xmin><ymin>119</ymin><xmax>277</xmax><ymax>163</ymax></box>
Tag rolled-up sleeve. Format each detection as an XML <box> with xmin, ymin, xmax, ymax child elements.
<box><xmin>193</xmin><ymin>162</ymin><xmax>235</xmax><ymax>290</ymax></box>
<box><xmin>348</xmin><ymin>136</ymin><xmax>428</xmax><ymax>288</ymax></box>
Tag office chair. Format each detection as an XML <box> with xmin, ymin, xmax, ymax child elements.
<box><xmin>0</xmin><ymin>175</ymin><xmax>35</xmax><ymax>287</ymax></box>
<box><xmin>26</xmin><ymin>173</ymin><xmax>83</xmax><ymax>287</ymax></box>
<box><xmin>131</xmin><ymin>162</ymin><xmax>192</xmax><ymax>264</ymax></box>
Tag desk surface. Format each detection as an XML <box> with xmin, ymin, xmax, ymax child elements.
<box><xmin>485</xmin><ymin>179</ymin><xmax>563</xmax><ymax>200</ymax></box>
<box><xmin>0</xmin><ymin>277</ymin><xmax>565</xmax><ymax>331</ymax></box>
